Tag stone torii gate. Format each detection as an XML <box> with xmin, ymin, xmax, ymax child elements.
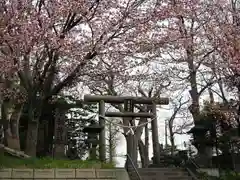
<box><xmin>84</xmin><ymin>95</ymin><xmax>169</xmax><ymax>165</ymax></box>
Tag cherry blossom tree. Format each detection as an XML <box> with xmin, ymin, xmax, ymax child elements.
<box><xmin>202</xmin><ymin>1</ymin><xmax>240</xmax><ymax>90</ymax></box>
<box><xmin>201</xmin><ymin>0</ymin><xmax>240</xmax><ymax>142</ymax></box>
<box><xmin>0</xmin><ymin>0</ymin><xmax>164</xmax><ymax>156</ymax></box>
<box><xmin>149</xmin><ymin>0</ymin><xmax>216</xmax><ymax>123</ymax></box>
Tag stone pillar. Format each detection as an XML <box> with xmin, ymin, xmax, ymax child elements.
<box><xmin>54</xmin><ymin>108</ymin><xmax>67</xmax><ymax>158</ymax></box>
<box><xmin>151</xmin><ymin>103</ymin><xmax>161</xmax><ymax>165</ymax></box>
<box><xmin>99</xmin><ymin>100</ymin><xmax>106</xmax><ymax>162</ymax></box>
<box><xmin>89</xmin><ymin>145</ymin><xmax>97</xmax><ymax>160</ymax></box>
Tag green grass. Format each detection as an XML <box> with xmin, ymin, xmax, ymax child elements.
<box><xmin>0</xmin><ymin>154</ymin><xmax>115</xmax><ymax>169</ymax></box>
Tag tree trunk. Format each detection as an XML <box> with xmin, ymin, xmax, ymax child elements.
<box><xmin>1</xmin><ymin>100</ymin><xmax>11</xmax><ymax>146</ymax></box>
<box><xmin>1</xmin><ymin>100</ymin><xmax>23</xmax><ymax>150</ymax></box>
<box><xmin>133</xmin><ymin>135</ymin><xmax>138</xmax><ymax>166</ymax></box>
<box><xmin>0</xmin><ymin>99</ymin><xmax>3</xmax><ymax>144</ymax></box>
<box><xmin>123</xmin><ymin>107</ymin><xmax>146</xmax><ymax>167</ymax></box>
<box><xmin>37</xmin><ymin>119</ymin><xmax>47</xmax><ymax>157</ymax></box>
<box><xmin>168</xmin><ymin>122</ymin><xmax>175</xmax><ymax>155</ymax></box>
<box><xmin>137</xmin><ymin>123</ymin><xmax>149</xmax><ymax>167</ymax></box>
<box><xmin>109</xmin><ymin>139</ymin><xmax>113</xmax><ymax>163</ymax></box>
<box><xmin>189</xmin><ymin>82</ymin><xmax>200</xmax><ymax>122</ymax></box>
<box><xmin>6</xmin><ymin>104</ymin><xmax>23</xmax><ymax>150</ymax></box>
<box><xmin>175</xmin><ymin>2</ymin><xmax>200</xmax><ymax>121</ymax></box>
<box><xmin>170</xmin><ymin>134</ymin><xmax>175</xmax><ymax>155</ymax></box>
<box><xmin>25</xmin><ymin>120</ymin><xmax>39</xmax><ymax>156</ymax></box>
<box><xmin>24</xmin><ymin>94</ymin><xmax>43</xmax><ymax>156</ymax></box>
<box><xmin>2</xmin><ymin>101</ymin><xmax>9</xmax><ymax>146</ymax></box>
<box><xmin>133</xmin><ymin>117</ymin><xmax>146</xmax><ymax>167</ymax></box>
<box><xmin>125</xmin><ymin>132</ymin><xmax>139</xmax><ymax>167</ymax></box>
<box><xmin>46</xmin><ymin>118</ymin><xmax>54</xmax><ymax>156</ymax></box>
<box><xmin>138</xmin><ymin>139</ymin><xmax>149</xmax><ymax>168</ymax></box>
<box><xmin>237</xmin><ymin>87</ymin><xmax>240</xmax><ymax>137</ymax></box>
<box><xmin>138</xmin><ymin>140</ymin><xmax>145</xmax><ymax>168</ymax></box>
<box><xmin>123</xmin><ymin>101</ymin><xmax>138</xmax><ymax>167</ymax></box>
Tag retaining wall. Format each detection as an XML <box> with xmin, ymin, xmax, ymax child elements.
<box><xmin>0</xmin><ymin>168</ymin><xmax>129</xmax><ymax>180</ymax></box>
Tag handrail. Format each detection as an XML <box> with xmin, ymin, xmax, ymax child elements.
<box><xmin>185</xmin><ymin>167</ymin><xmax>199</xmax><ymax>180</ymax></box>
<box><xmin>185</xmin><ymin>157</ymin><xmax>207</xmax><ymax>180</ymax></box>
<box><xmin>189</xmin><ymin>157</ymin><xmax>200</xmax><ymax>169</ymax></box>
<box><xmin>125</xmin><ymin>154</ymin><xmax>142</xmax><ymax>180</ymax></box>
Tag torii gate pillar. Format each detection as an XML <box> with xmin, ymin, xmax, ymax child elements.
<box><xmin>99</xmin><ymin>100</ymin><xmax>106</xmax><ymax>162</ymax></box>
<box><xmin>151</xmin><ymin>103</ymin><xmax>160</xmax><ymax>165</ymax></box>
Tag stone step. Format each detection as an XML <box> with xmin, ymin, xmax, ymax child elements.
<box><xmin>138</xmin><ymin>168</ymin><xmax>187</xmax><ymax>171</ymax></box>
<box><xmin>140</xmin><ymin>176</ymin><xmax>191</xmax><ymax>180</ymax></box>
<box><xmin>139</xmin><ymin>171</ymin><xmax>188</xmax><ymax>176</ymax></box>
<box><xmin>128</xmin><ymin>168</ymin><xmax>192</xmax><ymax>180</ymax></box>
<box><xmin>128</xmin><ymin>169</ymin><xmax>142</xmax><ymax>180</ymax></box>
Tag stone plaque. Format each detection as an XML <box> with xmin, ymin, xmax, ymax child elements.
<box><xmin>54</xmin><ymin>109</ymin><xmax>67</xmax><ymax>144</ymax></box>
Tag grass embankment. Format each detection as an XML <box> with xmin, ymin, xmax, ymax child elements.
<box><xmin>0</xmin><ymin>154</ymin><xmax>114</xmax><ymax>169</ymax></box>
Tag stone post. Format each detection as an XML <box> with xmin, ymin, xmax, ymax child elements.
<box><xmin>99</xmin><ymin>100</ymin><xmax>106</xmax><ymax>162</ymax></box>
<box><xmin>151</xmin><ymin>103</ymin><xmax>161</xmax><ymax>165</ymax></box>
<box><xmin>54</xmin><ymin>108</ymin><xmax>67</xmax><ymax>158</ymax></box>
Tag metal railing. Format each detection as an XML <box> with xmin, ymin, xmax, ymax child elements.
<box><xmin>124</xmin><ymin>153</ymin><xmax>202</xmax><ymax>180</ymax></box>
<box><xmin>125</xmin><ymin>154</ymin><xmax>142</xmax><ymax>180</ymax></box>
<box><xmin>189</xmin><ymin>158</ymin><xmax>200</xmax><ymax>169</ymax></box>
<box><xmin>184</xmin><ymin>158</ymin><xmax>201</xmax><ymax>180</ymax></box>
<box><xmin>185</xmin><ymin>167</ymin><xmax>199</xmax><ymax>180</ymax></box>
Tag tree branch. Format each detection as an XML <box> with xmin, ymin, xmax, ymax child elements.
<box><xmin>47</xmin><ymin>51</ymin><xmax>97</xmax><ymax>99</ymax></box>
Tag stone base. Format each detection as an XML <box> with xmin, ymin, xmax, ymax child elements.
<box><xmin>0</xmin><ymin>168</ymin><xmax>129</xmax><ymax>180</ymax></box>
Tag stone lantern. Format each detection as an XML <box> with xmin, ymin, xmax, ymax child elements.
<box><xmin>83</xmin><ymin>120</ymin><xmax>104</xmax><ymax>160</ymax></box>
<box><xmin>188</xmin><ymin>124</ymin><xmax>209</xmax><ymax>153</ymax></box>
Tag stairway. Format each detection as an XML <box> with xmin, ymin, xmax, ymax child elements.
<box><xmin>131</xmin><ymin>168</ymin><xmax>192</xmax><ymax>180</ymax></box>
<box><xmin>127</xmin><ymin>166</ymin><xmax>141</xmax><ymax>180</ymax></box>
<box><xmin>125</xmin><ymin>154</ymin><xmax>195</xmax><ymax>180</ymax></box>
